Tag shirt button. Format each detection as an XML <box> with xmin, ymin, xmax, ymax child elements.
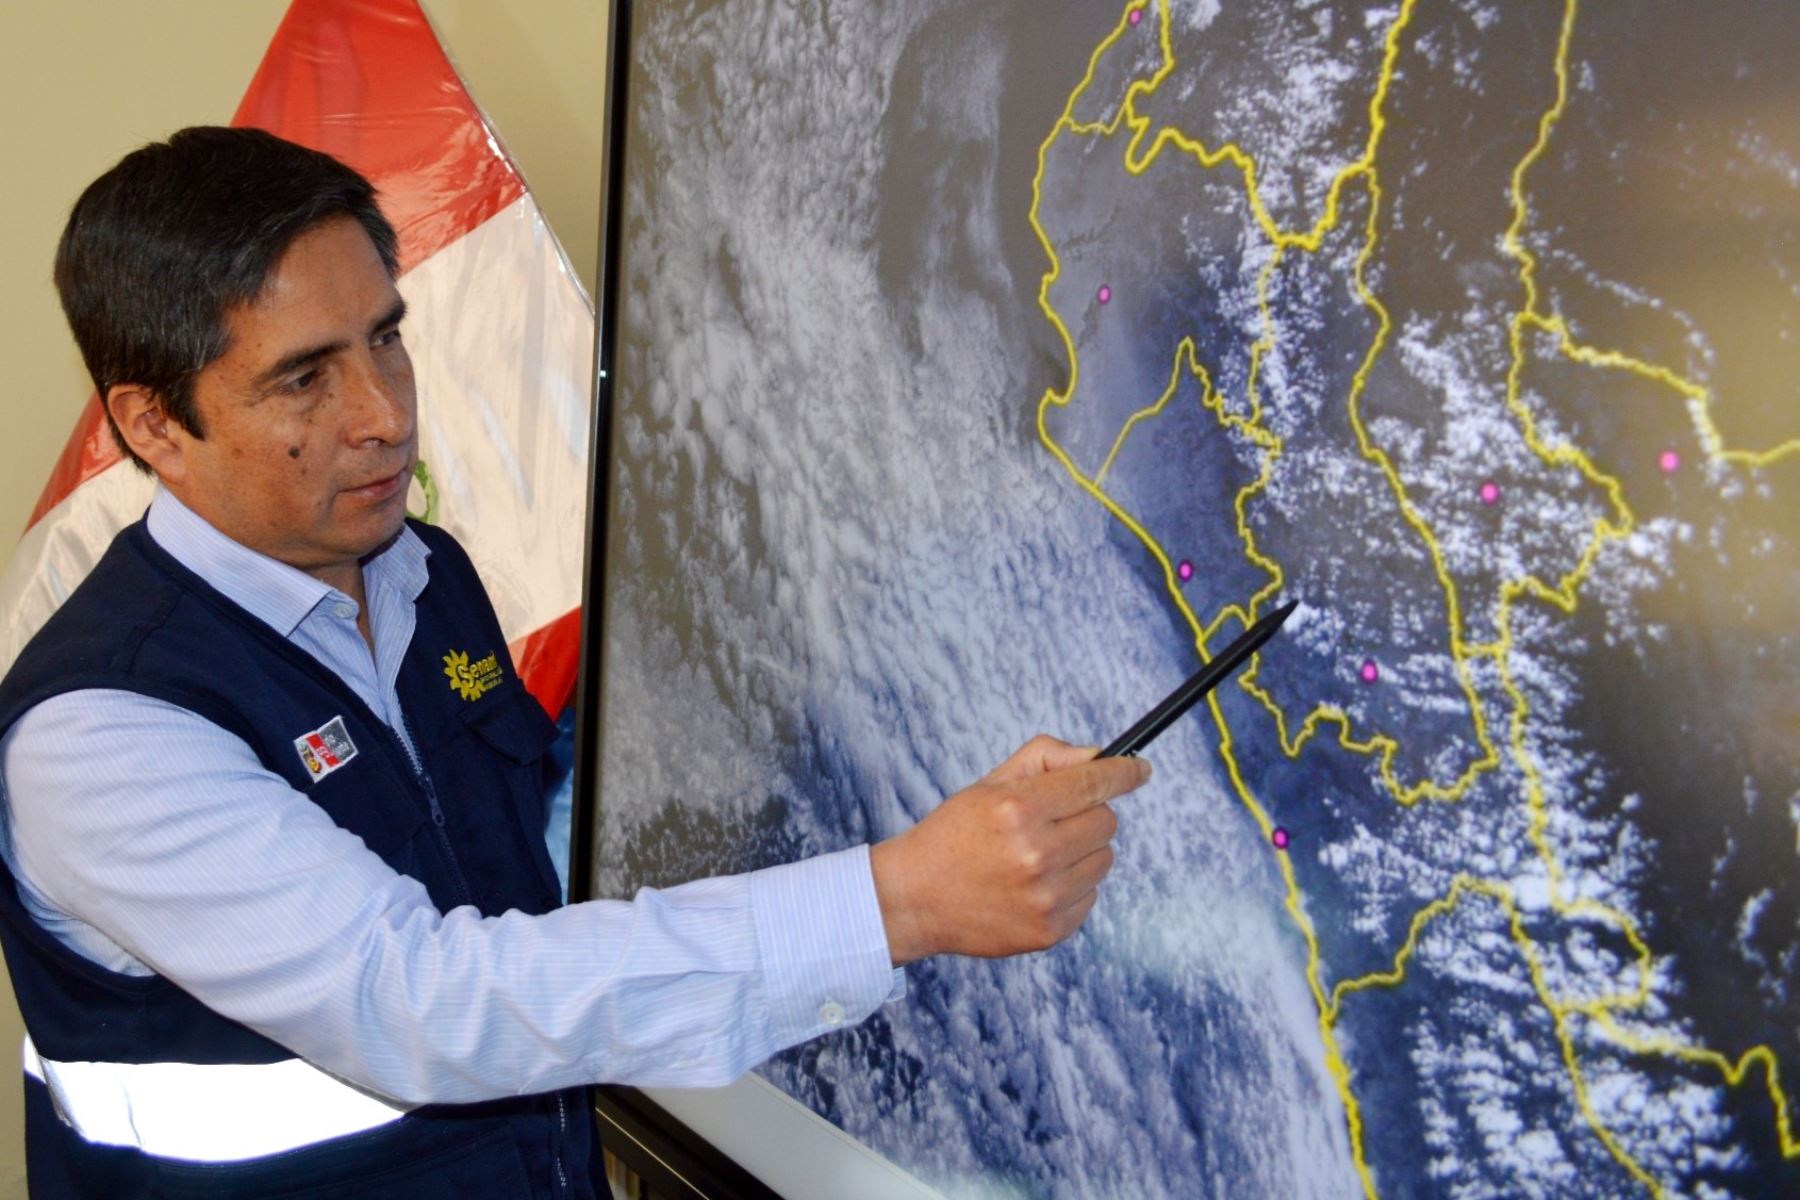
<box><xmin>818</xmin><ymin>1000</ymin><xmax>845</xmax><ymax>1027</ymax></box>
<box><xmin>334</xmin><ymin>603</ymin><xmax>357</xmax><ymax>620</ymax></box>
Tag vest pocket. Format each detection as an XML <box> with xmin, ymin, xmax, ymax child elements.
<box><xmin>459</xmin><ymin>690</ymin><xmax>566</xmax><ymax>909</ymax></box>
<box><xmin>459</xmin><ymin>688</ymin><xmax>560</xmax><ymax>763</ymax></box>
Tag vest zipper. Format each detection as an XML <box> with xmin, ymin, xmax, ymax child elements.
<box><xmin>165</xmin><ymin>566</ymin><xmax>481</xmax><ymax>910</ymax></box>
<box><xmin>397</xmin><ymin>712</ymin><xmax>475</xmax><ymax>907</ymax></box>
<box><xmin>555</xmin><ymin>1091</ymin><xmax>569</xmax><ymax>1196</ymax></box>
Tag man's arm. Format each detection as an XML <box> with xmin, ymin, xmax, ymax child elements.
<box><xmin>4</xmin><ymin>695</ymin><xmax>1148</xmax><ymax>1107</ymax></box>
<box><xmin>2</xmin><ymin>690</ymin><xmax>899</xmax><ymax>1105</ymax></box>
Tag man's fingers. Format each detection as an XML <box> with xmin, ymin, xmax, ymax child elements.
<box><xmin>1028</xmin><ymin>738</ymin><xmax>1101</xmax><ymax>774</ymax></box>
<box><xmin>1039</xmin><ymin>849</ymin><xmax>1114</xmax><ymax>945</ymax></box>
<box><xmin>1039</xmin><ymin>803</ymin><xmax>1118</xmax><ymax>871</ymax></box>
<box><xmin>1048</xmin><ymin>888</ymin><xmax>1100</xmax><ymax>944</ymax></box>
<box><xmin>1055</xmin><ymin>843</ymin><xmax>1115</xmax><ymax>900</ymax></box>
<box><xmin>985</xmin><ymin>734</ymin><xmax>1096</xmax><ymax>784</ymax></box>
<box><xmin>1037</xmin><ymin>755</ymin><xmax>1151</xmax><ymax>821</ymax></box>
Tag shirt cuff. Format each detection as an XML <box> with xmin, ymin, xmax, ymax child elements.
<box><xmin>748</xmin><ymin>845</ymin><xmax>906</xmax><ymax>1051</ymax></box>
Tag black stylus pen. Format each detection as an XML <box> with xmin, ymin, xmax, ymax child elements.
<box><xmin>1099</xmin><ymin>599</ymin><xmax>1298</xmax><ymax>758</ymax></box>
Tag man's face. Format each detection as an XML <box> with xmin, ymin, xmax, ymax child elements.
<box><xmin>170</xmin><ymin>215</ymin><xmax>416</xmax><ymax>586</ymax></box>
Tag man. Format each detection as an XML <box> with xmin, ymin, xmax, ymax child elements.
<box><xmin>0</xmin><ymin>128</ymin><xmax>1147</xmax><ymax>1197</ymax></box>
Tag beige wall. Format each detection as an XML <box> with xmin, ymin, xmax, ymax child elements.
<box><xmin>0</xmin><ymin>3</ymin><xmax>608</xmax><ymax>1189</ymax></box>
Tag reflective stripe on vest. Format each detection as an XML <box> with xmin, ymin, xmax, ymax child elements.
<box><xmin>22</xmin><ymin>1033</ymin><xmax>413</xmax><ymax>1162</ymax></box>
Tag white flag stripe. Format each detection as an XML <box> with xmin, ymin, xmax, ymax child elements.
<box><xmin>400</xmin><ymin>191</ymin><xmax>593</xmax><ymax>644</ymax></box>
<box><xmin>0</xmin><ymin>463</ymin><xmax>156</xmax><ymax>673</ymax></box>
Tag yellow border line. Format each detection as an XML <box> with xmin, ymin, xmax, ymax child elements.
<box><xmin>1028</xmin><ymin>2</ymin><xmax>1798</xmax><ymax>1195</ymax></box>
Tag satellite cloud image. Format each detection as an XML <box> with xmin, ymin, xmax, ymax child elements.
<box><xmin>598</xmin><ymin>2</ymin><xmax>1800</xmax><ymax>1195</ymax></box>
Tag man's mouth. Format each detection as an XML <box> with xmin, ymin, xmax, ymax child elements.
<box><xmin>343</xmin><ymin>463</ymin><xmax>412</xmax><ymax>501</ymax></box>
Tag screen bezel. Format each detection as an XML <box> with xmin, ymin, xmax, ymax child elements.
<box><xmin>569</xmin><ymin>3</ymin><xmax>917</xmax><ymax>1196</ymax></box>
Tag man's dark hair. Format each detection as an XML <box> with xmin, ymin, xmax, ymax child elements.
<box><xmin>54</xmin><ymin>126</ymin><xmax>401</xmax><ymax>471</ymax></box>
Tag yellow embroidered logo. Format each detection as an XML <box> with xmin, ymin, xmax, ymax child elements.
<box><xmin>442</xmin><ymin>648</ymin><xmax>504</xmax><ymax>701</ymax></box>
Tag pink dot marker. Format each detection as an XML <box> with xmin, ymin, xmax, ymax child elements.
<box><xmin>1097</xmin><ymin>284</ymin><xmax>1112</xmax><ymax>305</ymax></box>
<box><xmin>1177</xmin><ymin>560</ymin><xmax>1194</xmax><ymax>582</ymax></box>
<box><xmin>1658</xmin><ymin>450</ymin><xmax>1680</xmax><ymax>475</ymax></box>
<box><xmin>1271</xmin><ymin>827</ymin><xmax>1290</xmax><ymax>850</ymax></box>
<box><xmin>1128</xmin><ymin>7</ymin><xmax>1144</xmax><ymax>25</ymax></box>
<box><xmin>1479</xmin><ymin>481</ymin><xmax>1500</xmax><ymax>506</ymax></box>
<box><xmin>1359</xmin><ymin>659</ymin><xmax>1379</xmax><ymax>684</ymax></box>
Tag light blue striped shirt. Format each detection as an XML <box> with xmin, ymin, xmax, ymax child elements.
<box><xmin>0</xmin><ymin>488</ymin><xmax>901</xmax><ymax>1105</ymax></box>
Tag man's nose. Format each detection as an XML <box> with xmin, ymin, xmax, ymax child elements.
<box><xmin>346</xmin><ymin>353</ymin><xmax>414</xmax><ymax>445</ymax></box>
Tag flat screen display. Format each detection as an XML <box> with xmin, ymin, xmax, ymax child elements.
<box><xmin>591</xmin><ymin>1</ymin><xmax>1800</xmax><ymax>1194</ymax></box>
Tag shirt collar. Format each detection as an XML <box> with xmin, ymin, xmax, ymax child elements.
<box><xmin>144</xmin><ymin>486</ymin><xmax>431</xmax><ymax>639</ymax></box>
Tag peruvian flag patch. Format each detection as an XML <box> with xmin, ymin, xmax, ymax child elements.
<box><xmin>294</xmin><ymin>716</ymin><xmax>359</xmax><ymax>781</ymax></box>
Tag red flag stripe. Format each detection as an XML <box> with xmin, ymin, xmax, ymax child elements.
<box><xmin>305</xmin><ymin>732</ymin><xmax>342</xmax><ymax>768</ymax></box>
<box><xmin>25</xmin><ymin>395</ymin><xmax>113</xmax><ymax>534</ymax></box>
<box><xmin>230</xmin><ymin>0</ymin><xmax>525</xmax><ymax>276</ymax></box>
<box><xmin>508</xmin><ymin>607</ymin><xmax>582</xmax><ymax>718</ymax></box>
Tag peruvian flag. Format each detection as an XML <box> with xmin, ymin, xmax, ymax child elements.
<box><xmin>0</xmin><ymin>0</ymin><xmax>592</xmax><ymax>719</ymax></box>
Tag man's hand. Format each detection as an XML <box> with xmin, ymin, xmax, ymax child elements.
<box><xmin>869</xmin><ymin>735</ymin><xmax>1151</xmax><ymax>965</ymax></box>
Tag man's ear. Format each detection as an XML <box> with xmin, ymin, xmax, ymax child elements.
<box><xmin>106</xmin><ymin>384</ymin><xmax>189</xmax><ymax>481</ymax></box>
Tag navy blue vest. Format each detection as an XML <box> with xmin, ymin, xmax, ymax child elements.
<box><xmin>0</xmin><ymin>519</ymin><xmax>600</xmax><ymax>1198</ymax></box>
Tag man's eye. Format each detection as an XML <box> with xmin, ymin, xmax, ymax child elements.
<box><xmin>284</xmin><ymin>370</ymin><xmax>320</xmax><ymax>394</ymax></box>
<box><xmin>375</xmin><ymin>328</ymin><xmax>403</xmax><ymax>348</ymax></box>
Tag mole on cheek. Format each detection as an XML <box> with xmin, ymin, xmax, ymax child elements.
<box><xmin>287</xmin><ymin>447</ymin><xmax>301</xmax><ymax>460</ymax></box>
